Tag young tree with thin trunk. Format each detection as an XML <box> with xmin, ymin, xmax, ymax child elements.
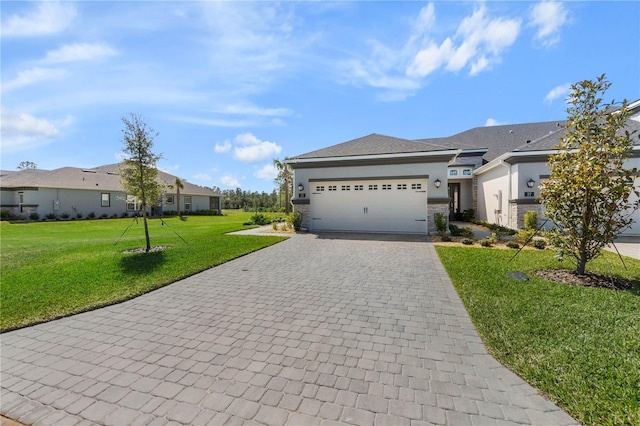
<box><xmin>540</xmin><ymin>75</ymin><xmax>639</xmax><ymax>274</ymax></box>
<box><xmin>273</xmin><ymin>158</ymin><xmax>292</xmax><ymax>214</ymax></box>
<box><xmin>120</xmin><ymin>113</ymin><xmax>163</xmax><ymax>253</ymax></box>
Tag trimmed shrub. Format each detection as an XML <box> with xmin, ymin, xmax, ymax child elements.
<box><xmin>506</xmin><ymin>241</ymin><xmax>520</xmax><ymax>249</ymax></box>
<box><xmin>462</xmin><ymin>209</ymin><xmax>475</xmax><ymax>221</ymax></box>
<box><xmin>290</xmin><ymin>211</ymin><xmax>303</xmax><ymax>231</ymax></box>
<box><xmin>76</xmin><ymin>212</ymin><xmax>83</xmax><ymax>219</ymax></box>
<box><xmin>532</xmin><ymin>239</ymin><xmax>547</xmax><ymax>250</ymax></box>
<box><xmin>88</xmin><ymin>212</ymin><xmax>96</xmax><ymax>219</ymax></box>
<box><xmin>440</xmin><ymin>235</ymin><xmax>452</xmax><ymax>242</ymax></box>
<box><xmin>461</xmin><ymin>238</ymin><xmax>474</xmax><ymax>245</ymax></box>
<box><xmin>61</xmin><ymin>213</ymin><xmax>70</xmax><ymax>219</ymax></box>
<box><xmin>45</xmin><ymin>213</ymin><xmax>57</xmax><ymax>220</ymax></box>
<box><xmin>524</xmin><ymin>210</ymin><xmax>538</xmax><ymax>231</ymax></box>
<box><xmin>480</xmin><ymin>238</ymin><xmax>493</xmax><ymax>247</ymax></box>
<box><xmin>434</xmin><ymin>212</ymin><xmax>447</xmax><ymax>236</ymax></box>
<box><xmin>514</xmin><ymin>229</ymin><xmax>536</xmax><ymax>244</ymax></box>
<box><xmin>29</xmin><ymin>212</ymin><xmax>40</xmax><ymax>221</ymax></box>
<box><xmin>249</xmin><ymin>213</ymin><xmax>271</xmax><ymax>225</ymax></box>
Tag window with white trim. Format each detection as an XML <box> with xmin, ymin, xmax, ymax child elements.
<box><xmin>101</xmin><ymin>193</ymin><xmax>110</xmax><ymax>207</ymax></box>
<box><xmin>166</xmin><ymin>195</ymin><xmax>174</xmax><ymax>204</ymax></box>
<box><xmin>184</xmin><ymin>196</ymin><xmax>192</xmax><ymax>211</ymax></box>
<box><xmin>126</xmin><ymin>195</ymin><xmax>137</xmax><ymax>211</ymax></box>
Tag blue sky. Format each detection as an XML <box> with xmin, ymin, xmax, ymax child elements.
<box><xmin>2</xmin><ymin>1</ymin><xmax>639</xmax><ymax>193</ymax></box>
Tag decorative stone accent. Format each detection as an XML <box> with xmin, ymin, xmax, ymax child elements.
<box><xmin>292</xmin><ymin>203</ymin><xmax>310</xmax><ymax>231</ymax></box>
<box><xmin>509</xmin><ymin>200</ymin><xmax>544</xmax><ymax>230</ymax></box>
<box><xmin>427</xmin><ymin>202</ymin><xmax>449</xmax><ymax>235</ymax></box>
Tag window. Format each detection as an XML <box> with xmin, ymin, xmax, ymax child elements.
<box><xmin>368</xmin><ymin>184</ymin><xmax>378</xmax><ymax>190</ymax></box>
<box><xmin>101</xmin><ymin>193</ymin><xmax>110</xmax><ymax>207</ymax></box>
<box><xmin>184</xmin><ymin>196</ymin><xmax>192</xmax><ymax>211</ymax></box>
<box><xmin>397</xmin><ymin>184</ymin><xmax>407</xmax><ymax>190</ymax></box>
<box><xmin>449</xmin><ymin>169</ymin><xmax>458</xmax><ymax>176</ymax></box>
<box><xmin>341</xmin><ymin>185</ymin><xmax>350</xmax><ymax>191</ymax></box>
<box><xmin>354</xmin><ymin>185</ymin><xmax>364</xmax><ymax>191</ymax></box>
<box><xmin>328</xmin><ymin>185</ymin><xmax>337</xmax><ymax>191</ymax></box>
<box><xmin>166</xmin><ymin>195</ymin><xmax>174</xmax><ymax>204</ymax></box>
<box><xmin>316</xmin><ymin>186</ymin><xmax>325</xmax><ymax>191</ymax></box>
<box><xmin>18</xmin><ymin>192</ymin><xmax>24</xmax><ymax>204</ymax></box>
<box><xmin>126</xmin><ymin>195</ymin><xmax>137</xmax><ymax>211</ymax></box>
<box><xmin>411</xmin><ymin>183</ymin><xmax>422</xmax><ymax>190</ymax></box>
<box><xmin>382</xmin><ymin>184</ymin><xmax>392</xmax><ymax>190</ymax></box>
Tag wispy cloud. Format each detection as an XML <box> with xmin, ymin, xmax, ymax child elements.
<box><xmin>256</xmin><ymin>164</ymin><xmax>278</xmax><ymax>180</ymax></box>
<box><xmin>485</xmin><ymin>118</ymin><xmax>503</xmax><ymax>127</ymax></box>
<box><xmin>1</xmin><ymin>1</ymin><xmax>77</xmax><ymax>37</ymax></box>
<box><xmin>193</xmin><ymin>173</ymin><xmax>211</xmax><ymax>182</ymax></box>
<box><xmin>233</xmin><ymin>133</ymin><xmax>282</xmax><ymax>163</ymax></box>
<box><xmin>529</xmin><ymin>1</ymin><xmax>569</xmax><ymax>47</ymax></box>
<box><xmin>211</xmin><ymin>103</ymin><xmax>292</xmax><ymax>117</ymax></box>
<box><xmin>2</xmin><ymin>67</ymin><xmax>67</xmax><ymax>92</ymax></box>
<box><xmin>220</xmin><ymin>174</ymin><xmax>241</xmax><ymax>188</ymax></box>
<box><xmin>42</xmin><ymin>43</ymin><xmax>118</xmax><ymax>64</ymax></box>
<box><xmin>0</xmin><ymin>107</ymin><xmax>60</xmax><ymax>152</ymax></box>
<box><xmin>214</xmin><ymin>141</ymin><xmax>232</xmax><ymax>153</ymax></box>
<box><xmin>545</xmin><ymin>83</ymin><xmax>571</xmax><ymax>102</ymax></box>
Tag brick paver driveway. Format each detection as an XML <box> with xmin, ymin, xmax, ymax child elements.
<box><xmin>1</xmin><ymin>233</ymin><xmax>576</xmax><ymax>425</ymax></box>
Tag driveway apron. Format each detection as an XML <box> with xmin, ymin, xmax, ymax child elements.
<box><xmin>1</xmin><ymin>233</ymin><xmax>576</xmax><ymax>425</ymax></box>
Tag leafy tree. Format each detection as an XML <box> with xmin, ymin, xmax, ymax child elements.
<box><xmin>273</xmin><ymin>158</ymin><xmax>292</xmax><ymax>214</ymax></box>
<box><xmin>174</xmin><ymin>177</ymin><xmax>184</xmax><ymax>218</ymax></box>
<box><xmin>17</xmin><ymin>161</ymin><xmax>37</xmax><ymax>170</ymax></box>
<box><xmin>540</xmin><ymin>75</ymin><xmax>639</xmax><ymax>274</ymax></box>
<box><xmin>119</xmin><ymin>113</ymin><xmax>163</xmax><ymax>253</ymax></box>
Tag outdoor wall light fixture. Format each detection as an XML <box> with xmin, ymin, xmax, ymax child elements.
<box><xmin>298</xmin><ymin>183</ymin><xmax>304</xmax><ymax>192</ymax></box>
<box><xmin>527</xmin><ymin>178</ymin><xmax>536</xmax><ymax>188</ymax></box>
<box><xmin>434</xmin><ymin>178</ymin><xmax>441</xmax><ymax>188</ymax></box>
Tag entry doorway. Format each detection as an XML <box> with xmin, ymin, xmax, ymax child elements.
<box><xmin>448</xmin><ymin>183</ymin><xmax>461</xmax><ymax>220</ymax></box>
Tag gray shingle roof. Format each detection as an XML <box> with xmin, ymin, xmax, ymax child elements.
<box><xmin>290</xmin><ymin>133</ymin><xmax>454</xmax><ymax>160</ymax></box>
<box><xmin>0</xmin><ymin>164</ymin><xmax>220</xmax><ymax>196</ymax></box>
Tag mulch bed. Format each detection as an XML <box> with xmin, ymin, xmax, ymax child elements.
<box><xmin>535</xmin><ymin>269</ymin><xmax>634</xmax><ymax>290</ymax></box>
<box><xmin>123</xmin><ymin>246</ymin><xmax>170</xmax><ymax>254</ymax></box>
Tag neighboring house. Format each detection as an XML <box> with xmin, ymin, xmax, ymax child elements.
<box><xmin>0</xmin><ymin>163</ymin><xmax>222</xmax><ymax>219</ymax></box>
<box><xmin>287</xmin><ymin>100</ymin><xmax>640</xmax><ymax>236</ymax></box>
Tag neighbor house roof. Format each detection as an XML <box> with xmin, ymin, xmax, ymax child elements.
<box><xmin>0</xmin><ymin>164</ymin><xmax>220</xmax><ymax>196</ymax></box>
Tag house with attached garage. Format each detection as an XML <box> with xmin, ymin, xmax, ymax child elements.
<box><xmin>0</xmin><ymin>163</ymin><xmax>222</xmax><ymax>219</ymax></box>
<box><xmin>286</xmin><ymin>100</ymin><xmax>640</xmax><ymax>236</ymax></box>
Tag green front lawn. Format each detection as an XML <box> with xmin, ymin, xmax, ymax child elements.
<box><xmin>436</xmin><ymin>246</ymin><xmax>640</xmax><ymax>426</ymax></box>
<box><xmin>1</xmin><ymin>211</ymin><xmax>286</xmax><ymax>332</ymax></box>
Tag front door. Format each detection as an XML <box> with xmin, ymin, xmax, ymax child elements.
<box><xmin>448</xmin><ymin>183</ymin><xmax>461</xmax><ymax>220</ymax></box>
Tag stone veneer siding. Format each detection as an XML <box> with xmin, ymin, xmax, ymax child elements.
<box><xmin>508</xmin><ymin>199</ymin><xmax>544</xmax><ymax>230</ymax></box>
<box><xmin>292</xmin><ymin>201</ymin><xmax>310</xmax><ymax>231</ymax></box>
<box><xmin>427</xmin><ymin>201</ymin><xmax>449</xmax><ymax>235</ymax></box>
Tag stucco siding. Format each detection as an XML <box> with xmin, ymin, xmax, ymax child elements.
<box><xmin>476</xmin><ymin>165</ymin><xmax>509</xmax><ymax>226</ymax></box>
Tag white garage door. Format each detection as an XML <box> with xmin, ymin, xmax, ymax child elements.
<box><xmin>310</xmin><ymin>179</ymin><xmax>428</xmax><ymax>234</ymax></box>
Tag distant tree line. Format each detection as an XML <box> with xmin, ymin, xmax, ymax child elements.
<box><xmin>214</xmin><ymin>187</ymin><xmax>288</xmax><ymax>212</ymax></box>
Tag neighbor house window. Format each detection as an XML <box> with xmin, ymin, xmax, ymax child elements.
<box><xmin>411</xmin><ymin>183</ymin><xmax>422</xmax><ymax>190</ymax></box>
<box><xmin>101</xmin><ymin>193</ymin><xmax>110</xmax><ymax>207</ymax></box>
<box><xmin>166</xmin><ymin>195</ymin><xmax>174</xmax><ymax>204</ymax></box>
<box><xmin>18</xmin><ymin>192</ymin><xmax>24</xmax><ymax>204</ymax></box>
<box><xmin>184</xmin><ymin>196</ymin><xmax>192</xmax><ymax>211</ymax></box>
<box><xmin>126</xmin><ymin>195</ymin><xmax>137</xmax><ymax>211</ymax></box>
<box><xmin>368</xmin><ymin>184</ymin><xmax>378</xmax><ymax>190</ymax></box>
<box><xmin>397</xmin><ymin>184</ymin><xmax>407</xmax><ymax>190</ymax></box>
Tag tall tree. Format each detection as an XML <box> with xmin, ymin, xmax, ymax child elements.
<box><xmin>174</xmin><ymin>177</ymin><xmax>184</xmax><ymax>218</ymax></box>
<box><xmin>540</xmin><ymin>75</ymin><xmax>639</xmax><ymax>274</ymax></box>
<box><xmin>17</xmin><ymin>161</ymin><xmax>37</xmax><ymax>170</ymax></box>
<box><xmin>119</xmin><ymin>113</ymin><xmax>163</xmax><ymax>253</ymax></box>
<box><xmin>273</xmin><ymin>158</ymin><xmax>292</xmax><ymax>214</ymax></box>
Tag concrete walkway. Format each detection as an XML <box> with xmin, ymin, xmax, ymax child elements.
<box><xmin>1</xmin><ymin>233</ymin><xmax>576</xmax><ymax>425</ymax></box>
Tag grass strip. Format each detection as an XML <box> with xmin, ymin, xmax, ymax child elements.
<box><xmin>435</xmin><ymin>246</ymin><xmax>639</xmax><ymax>426</ymax></box>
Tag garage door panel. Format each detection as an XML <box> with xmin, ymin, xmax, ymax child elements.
<box><xmin>310</xmin><ymin>179</ymin><xmax>427</xmax><ymax>234</ymax></box>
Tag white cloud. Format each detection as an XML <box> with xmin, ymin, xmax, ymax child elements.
<box><xmin>2</xmin><ymin>1</ymin><xmax>77</xmax><ymax>37</ymax></box>
<box><xmin>485</xmin><ymin>118</ymin><xmax>502</xmax><ymax>126</ymax></box>
<box><xmin>213</xmin><ymin>103</ymin><xmax>292</xmax><ymax>117</ymax></box>
<box><xmin>529</xmin><ymin>1</ymin><xmax>569</xmax><ymax>47</ymax></box>
<box><xmin>43</xmin><ymin>43</ymin><xmax>118</xmax><ymax>63</ymax></box>
<box><xmin>410</xmin><ymin>5</ymin><xmax>521</xmax><ymax>77</ymax></box>
<box><xmin>233</xmin><ymin>133</ymin><xmax>282</xmax><ymax>163</ymax></box>
<box><xmin>545</xmin><ymin>83</ymin><xmax>571</xmax><ymax>102</ymax></box>
<box><xmin>2</xmin><ymin>67</ymin><xmax>67</xmax><ymax>92</ymax></box>
<box><xmin>0</xmin><ymin>107</ymin><xmax>60</xmax><ymax>152</ymax></box>
<box><xmin>214</xmin><ymin>141</ymin><xmax>232</xmax><ymax>153</ymax></box>
<box><xmin>256</xmin><ymin>164</ymin><xmax>278</xmax><ymax>180</ymax></box>
<box><xmin>220</xmin><ymin>174</ymin><xmax>241</xmax><ymax>188</ymax></box>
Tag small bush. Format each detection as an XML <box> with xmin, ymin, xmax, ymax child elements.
<box><xmin>101</xmin><ymin>213</ymin><xmax>108</xmax><ymax>219</ymax></box>
<box><xmin>449</xmin><ymin>223</ymin><xmax>461</xmax><ymax>236</ymax></box>
<box><xmin>272</xmin><ymin>221</ymin><xmax>278</xmax><ymax>230</ymax></box>
<box><xmin>462</xmin><ymin>209</ymin><xmax>475</xmax><ymax>221</ymax></box>
<box><xmin>506</xmin><ymin>241</ymin><xmax>520</xmax><ymax>249</ymax></box>
<box><xmin>76</xmin><ymin>212</ymin><xmax>83</xmax><ymax>219</ymax></box>
<box><xmin>29</xmin><ymin>212</ymin><xmax>40</xmax><ymax>221</ymax></box>
<box><xmin>290</xmin><ymin>211</ymin><xmax>303</xmax><ymax>231</ymax></box>
<box><xmin>440</xmin><ymin>235</ymin><xmax>452</xmax><ymax>242</ymax></box>
<box><xmin>525</xmin><ymin>210</ymin><xmax>538</xmax><ymax>231</ymax></box>
<box><xmin>460</xmin><ymin>227</ymin><xmax>475</xmax><ymax>238</ymax></box>
<box><xmin>434</xmin><ymin>212</ymin><xmax>447</xmax><ymax>236</ymax></box>
<box><xmin>45</xmin><ymin>213</ymin><xmax>57</xmax><ymax>220</ymax></box>
<box><xmin>249</xmin><ymin>213</ymin><xmax>271</xmax><ymax>225</ymax></box>
<box><xmin>461</xmin><ymin>238</ymin><xmax>474</xmax><ymax>245</ymax></box>
<box><xmin>61</xmin><ymin>213</ymin><xmax>70</xmax><ymax>219</ymax></box>
<box><xmin>514</xmin><ymin>229</ymin><xmax>536</xmax><ymax>244</ymax></box>
<box><xmin>88</xmin><ymin>212</ymin><xmax>96</xmax><ymax>219</ymax></box>
<box><xmin>480</xmin><ymin>238</ymin><xmax>493</xmax><ymax>247</ymax></box>
<box><xmin>532</xmin><ymin>239</ymin><xmax>547</xmax><ymax>250</ymax></box>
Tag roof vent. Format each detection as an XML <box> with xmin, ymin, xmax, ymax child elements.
<box><xmin>82</xmin><ymin>169</ymin><xmax>97</xmax><ymax>173</ymax></box>
<box><xmin>526</xmin><ymin>140</ymin><xmax>531</xmax><ymax>144</ymax></box>
<box><xmin>557</xmin><ymin>122</ymin><xmax>561</xmax><ymax>126</ymax></box>
<box><xmin>509</xmin><ymin>130</ymin><xmax>514</xmax><ymax>134</ymax></box>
